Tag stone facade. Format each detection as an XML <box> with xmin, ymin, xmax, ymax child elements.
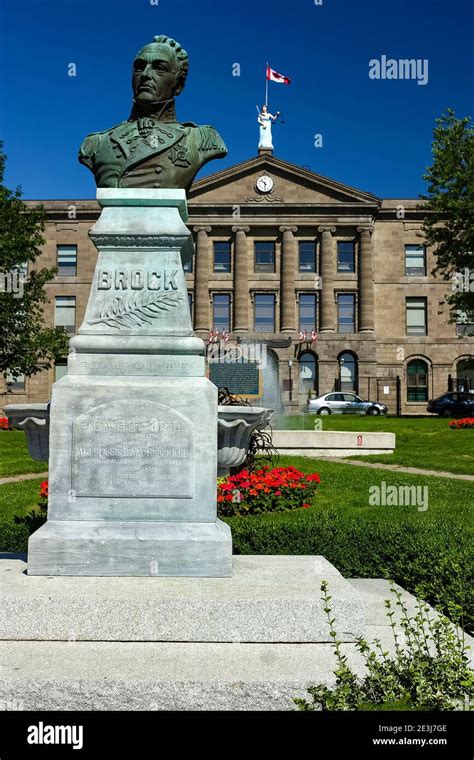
<box><xmin>2</xmin><ymin>153</ymin><xmax>473</xmax><ymax>415</ymax></box>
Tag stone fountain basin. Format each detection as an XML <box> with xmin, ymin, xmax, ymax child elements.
<box><xmin>217</xmin><ymin>406</ymin><xmax>273</xmax><ymax>472</ymax></box>
<box><xmin>4</xmin><ymin>404</ymin><xmax>50</xmax><ymax>462</ymax></box>
<box><xmin>4</xmin><ymin>403</ymin><xmax>274</xmax><ymax>469</ymax></box>
<box><xmin>3</xmin><ymin>404</ymin><xmax>49</xmax><ymax>429</ymax></box>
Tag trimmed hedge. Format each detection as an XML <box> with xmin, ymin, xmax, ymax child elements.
<box><xmin>0</xmin><ymin>521</ymin><xmax>30</xmax><ymax>553</ymax></box>
<box><xmin>226</xmin><ymin>509</ymin><xmax>473</xmax><ymax>633</ymax></box>
<box><xmin>1</xmin><ymin>506</ymin><xmax>471</xmax><ymax>633</ymax></box>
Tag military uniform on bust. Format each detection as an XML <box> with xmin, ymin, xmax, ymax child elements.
<box><xmin>78</xmin><ymin>34</ymin><xmax>227</xmax><ymax>191</ymax></box>
<box><xmin>79</xmin><ymin>111</ymin><xmax>227</xmax><ymax>191</ymax></box>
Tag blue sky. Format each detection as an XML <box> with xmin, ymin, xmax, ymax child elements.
<box><xmin>0</xmin><ymin>0</ymin><xmax>472</xmax><ymax>199</ymax></box>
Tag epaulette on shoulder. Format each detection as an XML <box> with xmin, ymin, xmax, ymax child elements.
<box><xmin>78</xmin><ymin>131</ymin><xmax>103</xmax><ymax>168</ymax></box>
<box><xmin>197</xmin><ymin>125</ymin><xmax>227</xmax><ymax>153</ymax></box>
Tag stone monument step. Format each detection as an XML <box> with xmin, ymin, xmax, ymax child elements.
<box><xmin>27</xmin><ymin>519</ymin><xmax>233</xmax><ymax>578</ymax></box>
<box><xmin>1</xmin><ymin>555</ymin><xmax>365</xmax><ymax>643</ymax></box>
<box><xmin>1</xmin><ymin>580</ymin><xmax>466</xmax><ymax>711</ymax></box>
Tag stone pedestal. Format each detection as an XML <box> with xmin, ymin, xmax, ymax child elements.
<box><xmin>27</xmin><ymin>189</ymin><xmax>232</xmax><ymax>577</ymax></box>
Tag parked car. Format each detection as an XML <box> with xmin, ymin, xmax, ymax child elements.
<box><xmin>306</xmin><ymin>392</ymin><xmax>388</xmax><ymax>415</ymax></box>
<box><xmin>427</xmin><ymin>392</ymin><xmax>474</xmax><ymax>417</ymax></box>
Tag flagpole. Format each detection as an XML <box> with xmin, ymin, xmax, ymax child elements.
<box><xmin>265</xmin><ymin>61</ymin><xmax>268</xmax><ymax>108</ymax></box>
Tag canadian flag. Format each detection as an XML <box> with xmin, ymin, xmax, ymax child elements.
<box><xmin>266</xmin><ymin>65</ymin><xmax>291</xmax><ymax>85</ymax></box>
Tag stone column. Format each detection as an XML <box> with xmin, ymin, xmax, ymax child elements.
<box><xmin>193</xmin><ymin>226</ymin><xmax>212</xmax><ymax>332</ymax></box>
<box><xmin>318</xmin><ymin>226</ymin><xmax>336</xmax><ymax>333</ymax></box>
<box><xmin>232</xmin><ymin>226</ymin><xmax>250</xmax><ymax>333</ymax></box>
<box><xmin>279</xmin><ymin>226</ymin><xmax>297</xmax><ymax>333</ymax></box>
<box><xmin>357</xmin><ymin>226</ymin><xmax>375</xmax><ymax>333</ymax></box>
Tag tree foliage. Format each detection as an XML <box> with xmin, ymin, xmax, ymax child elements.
<box><xmin>0</xmin><ymin>144</ymin><xmax>69</xmax><ymax>381</ymax></box>
<box><xmin>421</xmin><ymin>109</ymin><xmax>474</xmax><ymax>328</ymax></box>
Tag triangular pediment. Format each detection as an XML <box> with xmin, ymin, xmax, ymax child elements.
<box><xmin>189</xmin><ymin>155</ymin><xmax>380</xmax><ymax>207</ymax></box>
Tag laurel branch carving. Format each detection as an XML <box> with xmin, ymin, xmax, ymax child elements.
<box><xmin>88</xmin><ymin>290</ymin><xmax>183</xmax><ymax>329</ymax></box>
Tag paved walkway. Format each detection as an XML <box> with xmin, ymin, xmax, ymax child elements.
<box><xmin>319</xmin><ymin>457</ymin><xmax>474</xmax><ymax>481</ymax></box>
<box><xmin>0</xmin><ymin>472</ymin><xmax>48</xmax><ymax>486</ymax></box>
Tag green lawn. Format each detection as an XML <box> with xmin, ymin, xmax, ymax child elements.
<box><xmin>263</xmin><ymin>456</ymin><xmax>474</xmax><ymax>524</ymax></box>
<box><xmin>272</xmin><ymin>415</ymin><xmax>474</xmax><ymax>475</ymax></box>
<box><xmin>0</xmin><ymin>431</ymin><xmax>48</xmax><ymax>477</ymax></box>
<box><xmin>0</xmin><ymin>458</ymin><xmax>471</xmax><ymax>630</ymax></box>
<box><xmin>3</xmin><ymin>416</ymin><xmax>472</xmax><ymax>478</ymax></box>
<box><xmin>0</xmin><ymin>477</ymin><xmax>44</xmax><ymax>522</ymax></box>
<box><xmin>2</xmin><ymin>458</ymin><xmax>471</xmax><ymax>527</ymax></box>
<box><xmin>225</xmin><ymin>456</ymin><xmax>473</xmax><ymax>631</ymax></box>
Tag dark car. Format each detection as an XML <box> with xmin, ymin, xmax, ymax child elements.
<box><xmin>427</xmin><ymin>392</ymin><xmax>474</xmax><ymax>417</ymax></box>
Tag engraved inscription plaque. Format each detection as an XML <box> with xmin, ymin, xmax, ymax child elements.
<box><xmin>72</xmin><ymin>400</ymin><xmax>194</xmax><ymax>498</ymax></box>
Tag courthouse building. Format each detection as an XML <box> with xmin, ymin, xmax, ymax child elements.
<box><xmin>2</xmin><ymin>149</ymin><xmax>473</xmax><ymax>414</ymax></box>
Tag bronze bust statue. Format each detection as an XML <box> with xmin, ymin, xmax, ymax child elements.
<box><xmin>79</xmin><ymin>35</ymin><xmax>228</xmax><ymax>191</ymax></box>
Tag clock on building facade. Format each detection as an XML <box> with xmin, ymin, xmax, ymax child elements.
<box><xmin>256</xmin><ymin>175</ymin><xmax>274</xmax><ymax>193</ymax></box>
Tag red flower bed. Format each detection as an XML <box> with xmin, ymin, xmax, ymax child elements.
<box><xmin>217</xmin><ymin>465</ymin><xmax>321</xmax><ymax>517</ymax></box>
<box><xmin>38</xmin><ymin>480</ymin><xmax>49</xmax><ymax>509</ymax></box>
<box><xmin>38</xmin><ymin>469</ymin><xmax>322</xmax><ymax>518</ymax></box>
<box><xmin>0</xmin><ymin>417</ymin><xmax>11</xmax><ymax>430</ymax></box>
<box><xmin>449</xmin><ymin>418</ymin><xmax>474</xmax><ymax>430</ymax></box>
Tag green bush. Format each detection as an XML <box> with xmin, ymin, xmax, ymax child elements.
<box><xmin>0</xmin><ymin>520</ymin><xmax>30</xmax><ymax>553</ymax></box>
<box><xmin>227</xmin><ymin>510</ymin><xmax>473</xmax><ymax>632</ymax></box>
<box><xmin>295</xmin><ymin>581</ymin><xmax>473</xmax><ymax>711</ymax></box>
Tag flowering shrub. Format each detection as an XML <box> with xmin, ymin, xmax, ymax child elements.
<box><xmin>0</xmin><ymin>417</ymin><xmax>11</xmax><ymax>430</ymax></box>
<box><xmin>449</xmin><ymin>417</ymin><xmax>474</xmax><ymax>429</ymax></box>
<box><xmin>217</xmin><ymin>465</ymin><xmax>320</xmax><ymax>517</ymax></box>
<box><xmin>38</xmin><ymin>481</ymin><xmax>49</xmax><ymax>509</ymax></box>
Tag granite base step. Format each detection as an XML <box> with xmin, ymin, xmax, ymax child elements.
<box><xmin>1</xmin><ymin>579</ymin><xmax>466</xmax><ymax>711</ymax></box>
<box><xmin>0</xmin><ymin>555</ymin><xmax>365</xmax><ymax>643</ymax></box>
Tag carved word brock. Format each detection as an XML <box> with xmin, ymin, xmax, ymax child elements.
<box><xmin>97</xmin><ymin>269</ymin><xmax>178</xmax><ymax>291</ymax></box>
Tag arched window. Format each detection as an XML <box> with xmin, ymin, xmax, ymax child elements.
<box><xmin>456</xmin><ymin>357</ymin><xmax>474</xmax><ymax>393</ymax></box>
<box><xmin>339</xmin><ymin>352</ymin><xmax>358</xmax><ymax>393</ymax></box>
<box><xmin>407</xmin><ymin>359</ymin><xmax>428</xmax><ymax>401</ymax></box>
<box><xmin>299</xmin><ymin>352</ymin><xmax>318</xmax><ymax>394</ymax></box>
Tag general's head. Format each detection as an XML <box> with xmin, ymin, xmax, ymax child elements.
<box><xmin>132</xmin><ymin>35</ymin><xmax>189</xmax><ymax>105</ymax></box>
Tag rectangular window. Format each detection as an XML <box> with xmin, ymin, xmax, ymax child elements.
<box><xmin>337</xmin><ymin>241</ymin><xmax>355</xmax><ymax>273</ymax></box>
<box><xmin>298</xmin><ymin>241</ymin><xmax>316</xmax><ymax>273</ymax></box>
<box><xmin>337</xmin><ymin>293</ymin><xmax>356</xmax><ymax>333</ymax></box>
<box><xmin>406</xmin><ymin>297</ymin><xmax>427</xmax><ymax>336</ymax></box>
<box><xmin>213</xmin><ymin>294</ymin><xmax>231</xmax><ymax>332</ymax></box>
<box><xmin>255</xmin><ymin>241</ymin><xmax>275</xmax><ymax>273</ymax></box>
<box><xmin>299</xmin><ymin>294</ymin><xmax>317</xmax><ymax>332</ymax></box>
<box><xmin>14</xmin><ymin>262</ymin><xmax>28</xmax><ymax>277</ymax></box>
<box><xmin>55</xmin><ymin>296</ymin><xmax>76</xmax><ymax>335</ymax></box>
<box><xmin>214</xmin><ymin>241</ymin><xmax>231</xmax><ymax>273</ymax></box>
<box><xmin>5</xmin><ymin>371</ymin><xmax>25</xmax><ymax>392</ymax></box>
<box><xmin>57</xmin><ymin>245</ymin><xmax>77</xmax><ymax>276</ymax></box>
<box><xmin>455</xmin><ymin>310</ymin><xmax>474</xmax><ymax>336</ymax></box>
<box><xmin>188</xmin><ymin>292</ymin><xmax>193</xmax><ymax>326</ymax></box>
<box><xmin>405</xmin><ymin>244</ymin><xmax>426</xmax><ymax>276</ymax></box>
<box><xmin>183</xmin><ymin>238</ymin><xmax>194</xmax><ymax>272</ymax></box>
<box><xmin>254</xmin><ymin>294</ymin><xmax>275</xmax><ymax>333</ymax></box>
<box><xmin>407</xmin><ymin>361</ymin><xmax>428</xmax><ymax>402</ymax></box>
<box><xmin>54</xmin><ymin>361</ymin><xmax>68</xmax><ymax>382</ymax></box>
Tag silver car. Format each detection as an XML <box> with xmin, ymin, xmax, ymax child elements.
<box><xmin>307</xmin><ymin>392</ymin><xmax>388</xmax><ymax>415</ymax></box>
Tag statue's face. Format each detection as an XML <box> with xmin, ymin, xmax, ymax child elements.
<box><xmin>132</xmin><ymin>44</ymin><xmax>180</xmax><ymax>103</ymax></box>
